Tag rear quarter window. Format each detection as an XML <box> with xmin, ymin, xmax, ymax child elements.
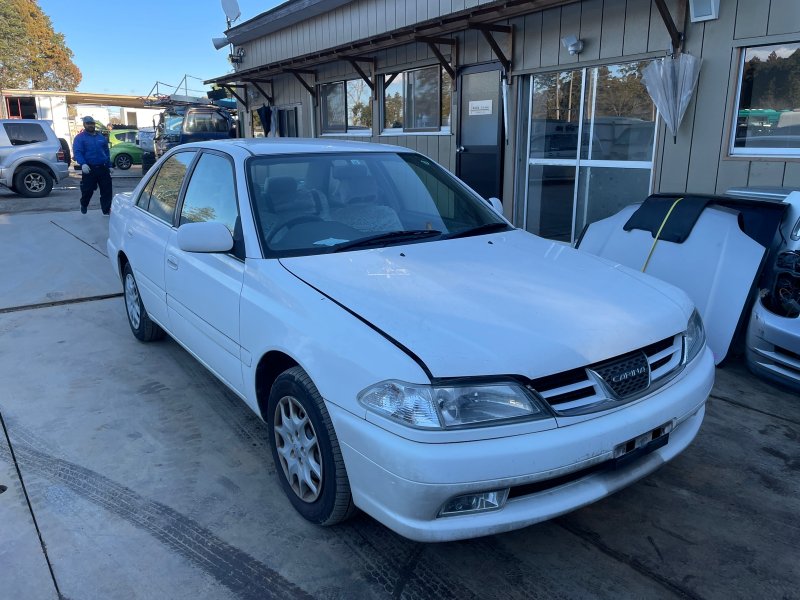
<box><xmin>3</xmin><ymin>123</ymin><xmax>47</xmax><ymax>146</ymax></box>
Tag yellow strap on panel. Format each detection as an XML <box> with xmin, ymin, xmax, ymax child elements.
<box><xmin>641</xmin><ymin>197</ymin><xmax>684</xmax><ymax>273</ymax></box>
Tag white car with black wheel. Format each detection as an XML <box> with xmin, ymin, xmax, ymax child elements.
<box><xmin>107</xmin><ymin>139</ymin><xmax>714</xmax><ymax>542</ymax></box>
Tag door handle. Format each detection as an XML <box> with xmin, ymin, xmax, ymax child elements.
<box><xmin>166</xmin><ymin>255</ymin><xmax>179</xmax><ymax>270</ymax></box>
<box><xmin>126</xmin><ymin>227</ymin><xmax>134</xmax><ymax>237</ymax></box>
<box><xmin>456</xmin><ymin>146</ymin><xmax>466</xmax><ymax>154</ymax></box>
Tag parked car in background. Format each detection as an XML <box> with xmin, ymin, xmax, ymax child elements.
<box><xmin>153</xmin><ymin>105</ymin><xmax>234</xmax><ymax>157</ymax></box>
<box><xmin>0</xmin><ymin>119</ymin><xmax>69</xmax><ymax>197</ymax></box>
<box><xmin>107</xmin><ymin>138</ymin><xmax>713</xmax><ymax>542</ymax></box>
<box><xmin>108</xmin><ymin>128</ymin><xmax>143</xmax><ymax>170</ymax></box>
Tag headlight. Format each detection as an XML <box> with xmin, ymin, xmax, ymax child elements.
<box><xmin>358</xmin><ymin>380</ymin><xmax>547</xmax><ymax>429</ymax></box>
<box><xmin>683</xmin><ymin>309</ymin><xmax>706</xmax><ymax>364</ymax></box>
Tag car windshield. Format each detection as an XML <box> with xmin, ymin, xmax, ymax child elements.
<box><xmin>165</xmin><ymin>116</ymin><xmax>183</xmax><ymax>133</ymax></box>
<box><xmin>246</xmin><ymin>152</ymin><xmax>508</xmax><ymax>257</ymax></box>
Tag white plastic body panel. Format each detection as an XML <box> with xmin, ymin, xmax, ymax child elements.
<box><xmin>579</xmin><ymin>204</ymin><xmax>765</xmax><ymax>364</ymax></box>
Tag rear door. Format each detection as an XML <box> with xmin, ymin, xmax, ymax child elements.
<box><xmin>124</xmin><ymin>151</ymin><xmax>196</xmax><ymax>326</ymax></box>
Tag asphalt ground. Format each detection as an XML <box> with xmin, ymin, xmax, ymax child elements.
<box><xmin>0</xmin><ymin>174</ymin><xmax>798</xmax><ymax>599</ymax></box>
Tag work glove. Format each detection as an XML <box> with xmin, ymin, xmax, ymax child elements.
<box><xmin>109</xmin><ymin>167</ymin><xmax>115</xmax><ymax>175</ymax></box>
<box><xmin>81</xmin><ymin>164</ymin><xmax>91</xmax><ymax>174</ymax></box>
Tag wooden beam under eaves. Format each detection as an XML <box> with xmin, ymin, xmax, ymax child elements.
<box><xmin>653</xmin><ymin>0</ymin><xmax>687</xmax><ymax>54</ymax></box>
<box><xmin>286</xmin><ymin>69</ymin><xmax>317</xmax><ymax>104</ymax></box>
<box><xmin>221</xmin><ymin>84</ymin><xmax>248</xmax><ymax>110</ymax></box>
<box><xmin>343</xmin><ymin>57</ymin><xmax>377</xmax><ymax>100</ymax></box>
<box><xmin>415</xmin><ymin>36</ymin><xmax>456</xmax><ymax>83</ymax></box>
<box><xmin>469</xmin><ymin>22</ymin><xmax>512</xmax><ymax>75</ymax></box>
<box><xmin>242</xmin><ymin>79</ymin><xmax>273</xmax><ymax>104</ymax></box>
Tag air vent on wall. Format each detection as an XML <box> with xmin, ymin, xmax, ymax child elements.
<box><xmin>689</xmin><ymin>0</ymin><xmax>720</xmax><ymax>22</ymax></box>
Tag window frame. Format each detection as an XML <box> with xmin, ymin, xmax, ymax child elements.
<box><xmin>319</xmin><ymin>79</ymin><xmax>372</xmax><ymax>136</ymax></box>
<box><xmin>729</xmin><ymin>41</ymin><xmax>800</xmax><ymax>158</ymax></box>
<box><xmin>380</xmin><ymin>65</ymin><xmax>452</xmax><ymax>135</ymax></box>
<box><xmin>134</xmin><ymin>149</ymin><xmax>198</xmax><ymax>225</ymax></box>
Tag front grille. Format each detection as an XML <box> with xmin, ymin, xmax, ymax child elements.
<box><xmin>591</xmin><ymin>351</ymin><xmax>650</xmax><ymax>398</ymax></box>
<box><xmin>530</xmin><ymin>334</ymin><xmax>683</xmax><ymax>416</ymax></box>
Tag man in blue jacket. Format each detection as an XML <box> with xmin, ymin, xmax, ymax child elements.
<box><xmin>73</xmin><ymin>116</ymin><xmax>113</xmax><ymax>215</ymax></box>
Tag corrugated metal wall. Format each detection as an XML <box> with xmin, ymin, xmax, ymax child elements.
<box><xmin>242</xmin><ymin>0</ymin><xmax>800</xmax><ymax>201</ymax></box>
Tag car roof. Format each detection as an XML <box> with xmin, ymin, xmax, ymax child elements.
<box><xmin>180</xmin><ymin>137</ymin><xmax>416</xmax><ymax>156</ymax></box>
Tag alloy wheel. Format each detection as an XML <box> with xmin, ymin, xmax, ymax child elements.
<box><xmin>273</xmin><ymin>395</ymin><xmax>323</xmax><ymax>502</ymax></box>
<box><xmin>24</xmin><ymin>172</ymin><xmax>46</xmax><ymax>193</ymax></box>
<box><xmin>124</xmin><ymin>273</ymin><xmax>141</xmax><ymax>329</ymax></box>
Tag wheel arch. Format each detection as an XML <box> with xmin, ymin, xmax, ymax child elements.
<box><xmin>117</xmin><ymin>250</ymin><xmax>130</xmax><ymax>283</ymax></box>
<box><xmin>255</xmin><ymin>351</ymin><xmax>300</xmax><ymax>422</ymax></box>
<box><xmin>14</xmin><ymin>160</ymin><xmax>57</xmax><ymax>180</ymax></box>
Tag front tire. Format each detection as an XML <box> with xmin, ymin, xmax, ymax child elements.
<box><xmin>114</xmin><ymin>153</ymin><xmax>132</xmax><ymax>170</ymax></box>
<box><xmin>14</xmin><ymin>166</ymin><xmax>53</xmax><ymax>198</ymax></box>
<box><xmin>268</xmin><ymin>367</ymin><xmax>355</xmax><ymax>526</ymax></box>
<box><xmin>122</xmin><ymin>263</ymin><xmax>165</xmax><ymax>342</ymax></box>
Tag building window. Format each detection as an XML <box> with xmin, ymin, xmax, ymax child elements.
<box><xmin>320</xmin><ymin>80</ymin><xmax>372</xmax><ymax>134</ymax></box>
<box><xmin>382</xmin><ymin>65</ymin><xmax>452</xmax><ymax>133</ymax></box>
<box><xmin>732</xmin><ymin>41</ymin><xmax>800</xmax><ymax>157</ymax></box>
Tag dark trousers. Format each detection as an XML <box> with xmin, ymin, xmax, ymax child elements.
<box><xmin>80</xmin><ymin>165</ymin><xmax>113</xmax><ymax>213</ymax></box>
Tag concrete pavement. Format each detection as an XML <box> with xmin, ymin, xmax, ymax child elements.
<box><xmin>0</xmin><ymin>204</ymin><xmax>798</xmax><ymax>599</ymax></box>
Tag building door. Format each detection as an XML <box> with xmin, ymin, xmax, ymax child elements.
<box><xmin>521</xmin><ymin>61</ymin><xmax>657</xmax><ymax>243</ymax></box>
<box><xmin>457</xmin><ymin>65</ymin><xmax>503</xmax><ymax>201</ymax></box>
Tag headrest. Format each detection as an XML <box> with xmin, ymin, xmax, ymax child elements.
<box><xmin>267</xmin><ymin>176</ymin><xmax>297</xmax><ymax>197</ymax></box>
<box><xmin>332</xmin><ymin>164</ymin><xmax>369</xmax><ymax>180</ymax></box>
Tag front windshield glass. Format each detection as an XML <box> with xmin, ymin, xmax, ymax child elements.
<box><xmin>245</xmin><ymin>152</ymin><xmax>508</xmax><ymax>256</ymax></box>
<box><xmin>165</xmin><ymin>116</ymin><xmax>183</xmax><ymax>133</ymax></box>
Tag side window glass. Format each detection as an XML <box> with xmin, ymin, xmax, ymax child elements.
<box><xmin>180</xmin><ymin>153</ymin><xmax>238</xmax><ymax>232</ymax></box>
<box><xmin>136</xmin><ymin>173</ymin><xmax>158</xmax><ymax>210</ymax></box>
<box><xmin>146</xmin><ymin>152</ymin><xmax>195</xmax><ymax>222</ymax></box>
<box><xmin>211</xmin><ymin>112</ymin><xmax>229</xmax><ymax>133</ymax></box>
<box><xmin>3</xmin><ymin>123</ymin><xmax>47</xmax><ymax>145</ymax></box>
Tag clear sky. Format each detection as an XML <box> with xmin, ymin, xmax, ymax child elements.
<box><xmin>38</xmin><ymin>0</ymin><xmax>283</xmax><ymax>96</ymax></box>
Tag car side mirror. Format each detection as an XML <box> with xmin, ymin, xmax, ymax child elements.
<box><xmin>487</xmin><ymin>197</ymin><xmax>503</xmax><ymax>216</ymax></box>
<box><xmin>177</xmin><ymin>222</ymin><xmax>233</xmax><ymax>253</ymax></box>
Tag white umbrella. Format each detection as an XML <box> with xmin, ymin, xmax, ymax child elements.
<box><xmin>642</xmin><ymin>53</ymin><xmax>702</xmax><ymax>143</ymax></box>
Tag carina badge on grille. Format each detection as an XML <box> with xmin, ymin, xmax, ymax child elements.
<box><xmin>591</xmin><ymin>351</ymin><xmax>651</xmax><ymax>398</ymax></box>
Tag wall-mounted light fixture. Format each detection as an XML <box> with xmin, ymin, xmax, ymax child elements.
<box><xmin>560</xmin><ymin>34</ymin><xmax>584</xmax><ymax>56</ymax></box>
<box><xmin>229</xmin><ymin>47</ymin><xmax>245</xmax><ymax>65</ymax></box>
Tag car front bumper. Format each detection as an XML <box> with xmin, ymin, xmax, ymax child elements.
<box><xmin>331</xmin><ymin>346</ymin><xmax>714</xmax><ymax>542</ymax></box>
<box><xmin>746</xmin><ymin>299</ymin><xmax>800</xmax><ymax>391</ymax></box>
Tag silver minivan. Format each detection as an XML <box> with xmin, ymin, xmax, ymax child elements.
<box><xmin>0</xmin><ymin>119</ymin><xmax>70</xmax><ymax>198</ymax></box>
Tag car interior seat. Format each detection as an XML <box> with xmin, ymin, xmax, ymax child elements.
<box><xmin>329</xmin><ymin>164</ymin><xmax>403</xmax><ymax>232</ymax></box>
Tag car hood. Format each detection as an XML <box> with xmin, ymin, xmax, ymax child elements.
<box><xmin>279</xmin><ymin>230</ymin><xmax>693</xmax><ymax>379</ymax></box>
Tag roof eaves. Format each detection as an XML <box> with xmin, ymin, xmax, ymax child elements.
<box><xmin>227</xmin><ymin>0</ymin><xmax>354</xmax><ymax>45</ymax></box>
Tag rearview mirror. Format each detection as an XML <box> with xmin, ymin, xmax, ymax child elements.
<box><xmin>487</xmin><ymin>197</ymin><xmax>503</xmax><ymax>216</ymax></box>
<box><xmin>177</xmin><ymin>221</ymin><xmax>233</xmax><ymax>253</ymax></box>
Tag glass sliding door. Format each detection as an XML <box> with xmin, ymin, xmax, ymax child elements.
<box><xmin>523</xmin><ymin>61</ymin><xmax>656</xmax><ymax>243</ymax></box>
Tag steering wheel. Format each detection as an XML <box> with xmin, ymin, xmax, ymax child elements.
<box><xmin>265</xmin><ymin>214</ymin><xmax>324</xmax><ymax>244</ymax></box>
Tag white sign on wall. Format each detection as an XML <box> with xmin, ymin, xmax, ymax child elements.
<box><xmin>468</xmin><ymin>100</ymin><xmax>493</xmax><ymax>116</ymax></box>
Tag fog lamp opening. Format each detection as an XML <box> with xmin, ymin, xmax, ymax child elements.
<box><xmin>438</xmin><ymin>489</ymin><xmax>510</xmax><ymax>517</ymax></box>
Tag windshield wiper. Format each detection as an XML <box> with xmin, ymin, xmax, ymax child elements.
<box><xmin>444</xmin><ymin>222</ymin><xmax>511</xmax><ymax>240</ymax></box>
<box><xmin>332</xmin><ymin>229</ymin><xmax>442</xmax><ymax>252</ymax></box>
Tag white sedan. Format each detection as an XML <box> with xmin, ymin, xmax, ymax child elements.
<box><xmin>107</xmin><ymin>139</ymin><xmax>714</xmax><ymax>542</ymax></box>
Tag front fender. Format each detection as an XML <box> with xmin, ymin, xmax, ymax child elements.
<box><xmin>240</xmin><ymin>259</ymin><xmax>429</xmax><ymax>417</ymax></box>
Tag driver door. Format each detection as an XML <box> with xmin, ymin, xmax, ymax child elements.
<box><xmin>164</xmin><ymin>150</ymin><xmax>245</xmax><ymax>393</ymax></box>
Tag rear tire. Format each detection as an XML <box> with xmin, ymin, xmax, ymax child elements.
<box><xmin>268</xmin><ymin>367</ymin><xmax>356</xmax><ymax>526</ymax></box>
<box><xmin>14</xmin><ymin>166</ymin><xmax>53</xmax><ymax>198</ymax></box>
<box><xmin>122</xmin><ymin>263</ymin><xmax>165</xmax><ymax>342</ymax></box>
<box><xmin>114</xmin><ymin>153</ymin><xmax>132</xmax><ymax>170</ymax></box>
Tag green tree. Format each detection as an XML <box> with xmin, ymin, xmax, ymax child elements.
<box><xmin>0</xmin><ymin>0</ymin><xmax>81</xmax><ymax>90</ymax></box>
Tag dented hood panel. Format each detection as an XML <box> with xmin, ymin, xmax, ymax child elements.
<box><xmin>279</xmin><ymin>230</ymin><xmax>692</xmax><ymax>379</ymax></box>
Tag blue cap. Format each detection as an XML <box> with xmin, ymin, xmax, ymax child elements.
<box><xmin>82</xmin><ymin>116</ymin><xmax>95</xmax><ymax>124</ymax></box>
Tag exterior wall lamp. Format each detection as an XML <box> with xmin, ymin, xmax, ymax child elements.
<box><xmin>560</xmin><ymin>35</ymin><xmax>585</xmax><ymax>55</ymax></box>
